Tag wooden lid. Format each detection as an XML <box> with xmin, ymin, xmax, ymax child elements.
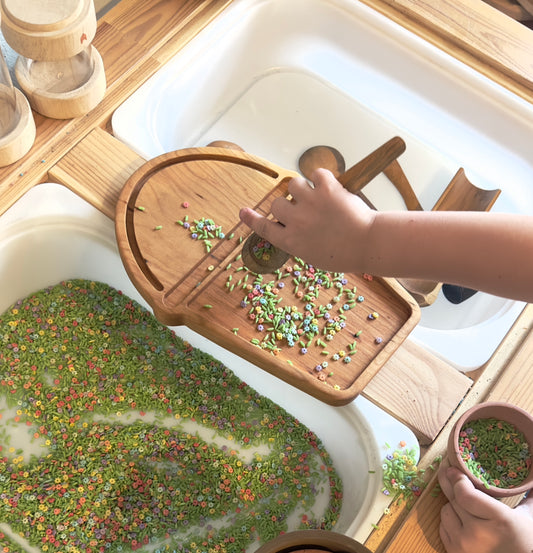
<box><xmin>2</xmin><ymin>0</ymin><xmax>84</xmax><ymax>32</ymax></box>
<box><xmin>0</xmin><ymin>0</ymin><xmax>96</xmax><ymax>61</ymax></box>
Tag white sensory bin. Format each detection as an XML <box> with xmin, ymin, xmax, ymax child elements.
<box><xmin>0</xmin><ymin>183</ymin><xmax>418</xmax><ymax>544</ymax></box>
<box><xmin>112</xmin><ymin>0</ymin><xmax>533</xmax><ymax>371</ymax></box>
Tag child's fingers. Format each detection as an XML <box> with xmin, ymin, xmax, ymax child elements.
<box><xmin>238</xmin><ymin>207</ymin><xmax>287</xmax><ymax>246</ymax></box>
<box><xmin>443</xmin><ymin>467</ymin><xmax>510</xmax><ymax>520</ymax></box>
<box><xmin>440</xmin><ymin>500</ymin><xmax>463</xmax><ymax>532</ymax></box>
<box><xmin>287</xmin><ymin>175</ymin><xmax>315</xmax><ymax>199</ymax></box>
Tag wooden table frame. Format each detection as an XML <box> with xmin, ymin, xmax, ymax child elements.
<box><xmin>1</xmin><ymin>1</ymin><xmax>532</xmax><ymax>552</ymax></box>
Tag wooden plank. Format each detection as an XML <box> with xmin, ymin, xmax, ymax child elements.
<box><xmin>363</xmin><ymin>339</ymin><xmax>472</xmax><ymax>444</ymax></box>
<box><xmin>49</xmin><ymin>128</ymin><xmax>145</xmax><ymax>218</ymax></box>
<box><xmin>360</xmin><ymin>0</ymin><xmax>533</xmax><ymax>103</ymax></box>
<box><xmin>485</xmin><ymin>329</ymin><xmax>533</xmax><ymax>411</ymax></box>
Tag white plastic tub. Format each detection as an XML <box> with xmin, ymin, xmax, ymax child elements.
<box><xmin>0</xmin><ymin>183</ymin><xmax>417</xmax><ymax>544</ymax></box>
<box><xmin>112</xmin><ymin>0</ymin><xmax>533</xmax><ymax>370</ymax></box>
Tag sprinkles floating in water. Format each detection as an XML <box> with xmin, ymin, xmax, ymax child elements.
<box><xmin>0</xmin><ymin>280</ymin><xmax>342</xmax><ymax>553</ymax></box>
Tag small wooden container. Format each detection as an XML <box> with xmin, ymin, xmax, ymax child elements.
<box><xmin>0</xmin><ymin>86</ymin><xmax>36</xmax><ymax>166</ymax></box>
<box><xmin>14</xmin><ymin>46</ymin><xmax>106</xmax><ymax>119</ymax></box>
<box><xmin>255</xmin><ymin>530</ymin><xmax>372</xmax><ymax>553</ymax></box>
<box><xmin>1</xmin><ymin>0</ymin><xmax>106</xmax><ymax>119</ymax></box>
<box><xmin>447</xmin><ymin>401</ymin><xmax>533</xmax><ymax>498</ymax></box>
<box><xmin>0</xmin><ymin>0</ymin><xmax>97</xmax><ymax>61</ymax></box>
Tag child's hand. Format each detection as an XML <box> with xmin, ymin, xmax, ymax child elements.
<box><xmin>239</xmin><ymin>168</ymin><xmax>375</xmax><ymax>272</ymax></box>
<box><xmin>438</xmin><ymin>464</ymin><xmax>533</xmax><ymax>553</ymax></box>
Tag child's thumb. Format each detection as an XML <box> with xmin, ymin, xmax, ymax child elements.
<box><xmin>446</xmin><ymin>467</ymin><xmax>509</xmax><ymax>520</ymax></box>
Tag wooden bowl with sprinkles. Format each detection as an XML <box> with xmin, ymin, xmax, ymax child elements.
<box><xmin>255</xmin><ymin>530</ymin><xmax>372</xmax><ymax>553</ymax></box>
<box><xmin>448</xmin><ymin>402</ymin><xmax>533</xmax><ymax>498</ymax></box>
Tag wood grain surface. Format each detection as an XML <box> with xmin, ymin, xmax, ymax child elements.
<box><xmin>8</xmin><ymin>1</ymin><xmax>533</xmax><ymax>551</ymax></box>
<box><xmin>114</xmin><ymin>147</ymin><xmax>420</xmax><ymax>405</ymax></box>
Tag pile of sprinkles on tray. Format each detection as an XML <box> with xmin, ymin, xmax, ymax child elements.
<box><xmin>222</xmin><ymin>256</ymin><xmax>382</xmax><ymax>387</ymax></box>
<box><xmin>165</xmin><ymin>208</ymin><xmax>389</xmax><ymax>391</ymax></box>
<box><xmin>0</xmin><ymin>280</ymin><xmax>342</xmax><ymax>553</ymax></box>
<box><xmin>228</xmin><ymin>260</ymin><xmax>372</xmax><ymax>355</ymax></box>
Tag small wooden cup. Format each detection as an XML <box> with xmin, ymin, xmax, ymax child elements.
<box><xmin>14</xmin><ymin>45</ymin><xmax>106</xmax><ymax>119</ymax></box>
<box><xmin>447</xmin><ymin>401</ymin><xmax>533</xmax><ymax>498</ymax></box>
<box><xmin>255</xmin><ymin>530</ymin><xmax>372</xmax><ymax>553</ymax></box>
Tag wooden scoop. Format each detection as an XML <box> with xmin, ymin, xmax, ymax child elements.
<box><xmin>242</xmin><ymin>136</ymin><xmax>406</xmax><ymax>273</ymax></box>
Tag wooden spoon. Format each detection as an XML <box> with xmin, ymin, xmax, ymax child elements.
<box><xmin>242</xmin><ymin>136</ymin><xmax>406</xmax><ymax>273</ymax></box>
<box><xmin>383</xmin><ymin>160</ymin><xmax>423</xmax><ymax>211</ymax></box>
<box><xmin>298</xmin><ymin>145</ymin><xmax>345</xmax><ymax>179</ymax></box>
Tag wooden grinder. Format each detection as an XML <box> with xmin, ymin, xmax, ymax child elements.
<box><xmin>0</xmin><ymin>0</ymin><xmax>106</xmax><ymax>119</ymax></box>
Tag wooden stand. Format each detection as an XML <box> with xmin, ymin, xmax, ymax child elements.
<box><xmin>0</xmin><ymin>87</ymin><xmax>36</xmax><ymax>166</ymax></box>
<box><xmin>1</xmin><ymin>0</ymin><xmax>105</xmax><ymax>119</ymax></box>
<box><xmin>15</xmin><ymin>45</ymin><xmax>106</xmax><ymax>119</ymax></box>
<box><xmin>0</xmin><ymin>0</ymin><xmax>97</xmax><ymax>61</ymax></box>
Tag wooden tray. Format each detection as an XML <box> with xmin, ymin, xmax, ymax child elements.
<box><xmin>115</xmin><ymin>147</ymin><xmax>420</xmax><ymax>405</ymax></box>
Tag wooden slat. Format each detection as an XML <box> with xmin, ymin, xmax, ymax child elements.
<box><xmin>363</xmin><ymin>339</ymin><xmax>472</xmax><ymax>444</ymax></box>
<box><xmin>49</xmin><ymin>128</ymin><xmax>145</xmax><ymax>218</ymax></box>
<box><xmin>361</xmin><ymin>0</ymin><xmax>533</xmax><ymax>103</ymax></box>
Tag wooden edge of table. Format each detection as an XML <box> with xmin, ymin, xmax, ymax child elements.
<box><xmin>364</xmin><ymin>302</ymin><xmax>533</xmax><ymax>553</ymax></box>
<box><xmin>360</xmin><ymin>0</ymin><xmax>533</xmax><ymax>104</ymax></box>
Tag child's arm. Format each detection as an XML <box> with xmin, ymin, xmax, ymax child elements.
<box><xmin>240</xmin><ymin>168</ymin><xmax>533</xmax><ymax>302</ymax></box>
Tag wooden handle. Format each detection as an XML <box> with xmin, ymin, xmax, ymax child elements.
<box><xmin>338</xmin><ymin>136</ymin><xmax>406</xmax><ymax>194</ymax></box>
<box><xmin>383</xmin><ymin>159</ymin><xmax>423</xmax><ymax>211</ymax></box>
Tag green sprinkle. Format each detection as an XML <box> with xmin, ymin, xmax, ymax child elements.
<box><xmin>154</xmin><ymin>225</ymin><xmax>163</xmax><ymax>230</ymax></box>
<box><xmin>0</xmin><ymin>278</ymin><xmax>343</xmax><ymax>551</ymax></box>
<box><xmin>458</xmin><ymin>418</ymin><xmax>531</xmax><ymax>489</ymax></box>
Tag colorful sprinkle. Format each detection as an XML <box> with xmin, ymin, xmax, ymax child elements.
<box><xmin>458</xmin><ymin>418</ymin><xmax>531</xmax><ymax>489</ymax></box>
<box><xmin>0</xmin><ymin>280</ymin><xmax>343</xmax><ymax>552</ymax></box>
